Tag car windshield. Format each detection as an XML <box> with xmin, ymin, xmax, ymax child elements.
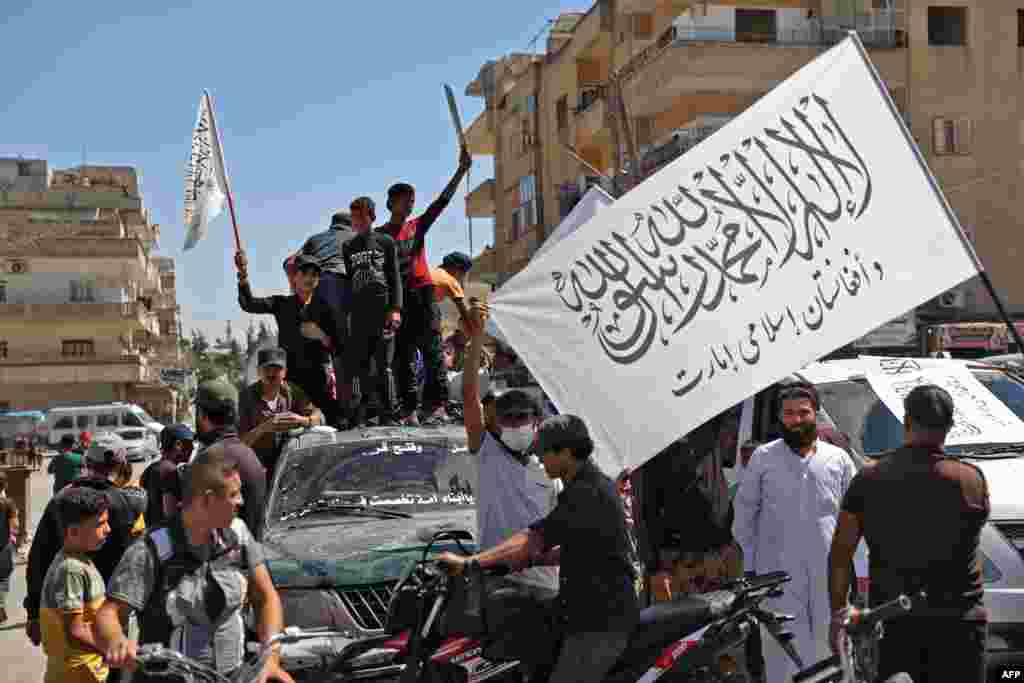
<box><xmin>267</xmin><ymin>439</ymin><xmax>477</xmax><ymax>525</ymax></box>
<box><xmin>818</xmin><ymin>370</ymin><xmax>1024</xmax><ymax>457</ymax></box>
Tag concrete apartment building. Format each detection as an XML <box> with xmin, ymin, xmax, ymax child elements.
<box><xmin>0</xmin><ymin>159</ymin><xmax>188</xmax><ymax>420</ymax></box>
<box><xmin>465</xmin><ymin>0</ymin><xmax>1024</xmax><ymax>325</ymax></box>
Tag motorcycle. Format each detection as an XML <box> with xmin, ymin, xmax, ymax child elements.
<box><xmin>134</xmin><ymin>626</ymin><xmax>354</xmax><ymax>683</ymax></box>
<box><xmin>792</xmin><ymin>593</ymin><xmax>918</xmax><ymax>683</ymax></box>
<box><xmin>381</xmin><ymin>530</ymin><xmax>807</xmax><ymax>682</ymax></box>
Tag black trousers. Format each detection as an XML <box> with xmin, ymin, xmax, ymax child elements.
<box><xmin>288</xmin><ymin>363</ymin><xmax>340</xmax><ymax>427</ymax></box>
<box><xmin>876</xmin><ymin>618</ymin><xmax>987</xmax><ymax>683</ymax></box>
<box><xmin>344</xmin><ymin>300</ymin><xmax>398</xmax><ymax>424</ymax></box>
<box><xmin>394</xmin><ymin>287</ymin><xmax>447</xmax><ymax>414</ymax></box>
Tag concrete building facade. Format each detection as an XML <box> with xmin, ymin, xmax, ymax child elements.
<box><xmin>466</xmin><ymin>0</ymin><xmax>1024</xmax><ymax>325</ymax></box>
<box><xmin>0</xmin><ymin>161</ymin><xmax>188</xmax><ymax>421</ymax></box>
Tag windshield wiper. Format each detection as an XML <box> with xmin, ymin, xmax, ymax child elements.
<box><xmin>280</xmin><ymin>501</ymin><xmax>413</xmax><ymax>523</ymax></box>
<box><xmin>953</xmin><ymin>442</ymin><xmax>1024</xmax><ymax>457</ymax></box>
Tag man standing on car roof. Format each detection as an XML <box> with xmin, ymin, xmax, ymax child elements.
<box><xmin>235</xmin><ymin>249</ymin><xmax>340</xmax><ymax>427</ymax></box>
<box><xmin>732</xmin><ymin>382</ymin><xmax>858</xmax><ymax>683</ymax></box>
<box><xmin>828</xmin><ymin>385</ymin><xmax>990</xmax><ymax>683</ymax></box>
<box><xmin>422</xmin><ymin>251</ymin><xmax>474</xmax><ymax>424</ymax></box>
<box><xmin>341</xmin><ymin>196</ymin><xmax>403</xmax><ymax>427</ymax></box>
<box><xmin>378</xmin><ymin>146</ymin><xmax>471</xmax><ymax>425</ymax></box>
<box><xmin>299</xmin><ymin>210</ymin><xmax>358</xmax><ymax>385</ymax></box>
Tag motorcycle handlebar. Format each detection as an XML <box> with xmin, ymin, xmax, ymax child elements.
<box><xmin>850</xmin><ymin>594</ymin><xmax>914</xmax><ymax>630</ymax></box>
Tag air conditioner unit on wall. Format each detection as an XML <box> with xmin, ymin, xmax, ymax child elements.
<box><xmin>4</xmin><ymin>260</ymin><xmax>28</xmax><ymax>275</ymax></box>
<box><xmin>937</xmin><ymin>289</ymin><xmax>966</xmax><ymax>309</ymax></box>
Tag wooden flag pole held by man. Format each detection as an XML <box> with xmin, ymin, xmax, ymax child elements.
<box><xmin>204</xmin><ymin>90</ymin><xmax>242</xmax><ymax>251</ymax></box>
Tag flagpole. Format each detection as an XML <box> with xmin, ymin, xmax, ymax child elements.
<box><xmin>203</xmin><ymin>90</ymin><xmax>242</xmax><ymax>252</ymax></box>
<box><xmin>846</xmin><ymin>31</ymin><xmax>1024</xmax><ymax>353</ymax></box>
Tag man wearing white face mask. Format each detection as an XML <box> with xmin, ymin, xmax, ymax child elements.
<box><xmin>463</xmin><ymin>301</ymin><xmax>559</xmax><ymax>593</ymax></box>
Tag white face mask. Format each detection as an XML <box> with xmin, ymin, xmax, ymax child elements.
<box><xmin>500</xmin><ymin>425</ymin><xmax>535</xmax><ymax>453</ymax></box>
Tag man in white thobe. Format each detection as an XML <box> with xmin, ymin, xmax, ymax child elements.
<box><xmin>733</xmin><ymin>383</ymin><xmax>857</xmax><ymax>682</ymax></box>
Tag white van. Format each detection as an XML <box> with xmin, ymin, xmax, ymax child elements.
<box><xmin>47</xmin><ymin>403</ymin><xmax>164</xmax><ymax>462</ymax></box>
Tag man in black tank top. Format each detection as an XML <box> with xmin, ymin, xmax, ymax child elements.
<box><xmin>829</xmin><ymin>385</ymin><xmax>990</xmax><ymax>683</ymax></box>
<box><xmin>341</xmin><ymin>196</ymin><xmax>403</xmax><ymax>426</ymax></box>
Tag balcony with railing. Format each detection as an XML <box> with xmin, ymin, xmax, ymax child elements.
<box><xmin>465</xmin><ymin>111</ymin><xmax>496</xmax><ymax>156</ymax></box>
<box><xmin>0</xmin><ymin>301</ymin><xmax>157</xmax><ymax>332</ymax></box>
<box><xmin>0</xmin><ymin>350</ymin><xmax>151</xmax><ymax>385</ymax></box>
<box><xmin>622</xmin><ymin>12</ymin><xmax>906</xmax><ymax>113</ymax></box>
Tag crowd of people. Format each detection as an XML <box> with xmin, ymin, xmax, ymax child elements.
<box><xmin>237</xmin><ymin>146</ymin><xmax>475</xmax><ymax>433</ymax></box>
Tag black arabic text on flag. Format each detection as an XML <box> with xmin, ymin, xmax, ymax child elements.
<box><xmin>551</xmin><ymin>93</ymin><xmax>883</xmax><ymax>399</ymax></box>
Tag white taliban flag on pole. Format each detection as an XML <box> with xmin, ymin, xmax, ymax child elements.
<box><xmin>183</xmin><ymin>92</ymin><xmax>230</xmax><ymax>250</ymax></box>
<box><xmin>490</xmin><ymin>33</ymin><xmax>982</xmax><ymax>475</ymax></box>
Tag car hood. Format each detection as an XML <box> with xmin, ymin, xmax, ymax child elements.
<box><xmin>967</xmin><ymin>457</ymin><xmax>1024</xmax><ymax>520</ymax></box>
<box><xmin>262</xmin><ymin>508</ymin><xmax>476</xmax><ymax>587</ymax></box>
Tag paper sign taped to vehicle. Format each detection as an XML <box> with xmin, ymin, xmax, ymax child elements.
<box><xmin>861</xmin><ymin>356</ymin><xmax>1024</xmax><ymax>445</ymax></box>
<box><xmin>490</xmin><ymin>36</ymin><xmax>979</xmax><ymax>472</ymax></box>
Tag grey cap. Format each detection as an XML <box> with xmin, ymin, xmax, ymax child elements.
<box><xmin>258</xmin><ymin>347</ymin><xmax>288</xmax><ymax>369</ymax></box>
<box><xmin>85</xmin><ymin>432</ymin><xmax>129</xmax><ymax>467</ymax></box>
<box><xmin>536</xmin><ymin>414</ymin><xmax>592</xmax><ymax>456</ymax></box>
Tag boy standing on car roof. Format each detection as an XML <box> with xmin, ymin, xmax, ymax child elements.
<box><xmin>235</xmin><ymin>249</ymin><xmax>341</xmax><ymax>428</ymax></box>
<box><xmin>340</xmin><ymin>196</ymin><xmax>403</xmax><ymax>428</ymax></box>
<box><xmin>377</xmin><ymin>146</ymin><xmax>472</xmax><ymax>425</ymax></box>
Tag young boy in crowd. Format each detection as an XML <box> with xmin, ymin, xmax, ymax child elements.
<box><xmin>40</xmin><ymin>487</ymin><xmax>111</xmax><ymax>683</ymax></box>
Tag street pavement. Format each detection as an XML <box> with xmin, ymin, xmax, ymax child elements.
<box><xmin>0</xmin><ymin>459</ymin><xmax>148</xmax><ymax>682</ymax></box>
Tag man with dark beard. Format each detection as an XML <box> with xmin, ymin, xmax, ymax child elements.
<box><xmin>732</xmin><ymin>382</ymin><xmax>857</xmax><ymax>683</ymax></box>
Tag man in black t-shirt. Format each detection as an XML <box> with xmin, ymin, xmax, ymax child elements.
<box><xmin>829</xmin><ymin>385</ymin><xmax>990</xmax><ymax>683</ymax></box>
<box><xmin>139</xmin><ymin>423</ymin><xmax>194</xmax><ymax>530</ymax></box>
<box><xmin>341</xmin><ymin>196</ymin><xmax>403</xmax><ymax>427</ymax></box>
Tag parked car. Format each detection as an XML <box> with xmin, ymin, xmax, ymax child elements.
<box><xmin>259</xmin><ymin>424</ymin><xmax>477</xmax><ymax>680</ymax></box>
<box><xmin>731</xmin><ymin>357</ymin><xmax>1024</xmax><ymax>677</ymax></box>
<box><xmin>47</xmin><ymin>403</ymin><xmax>162</xmax><ymax>461</ymax></box>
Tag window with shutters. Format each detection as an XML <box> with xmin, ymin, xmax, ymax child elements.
<box><xmin>520</xmin><ymin>117</ymin><xmax>536</xmax><ymax>155</ymax></box>
<box><xmin>928</xmin><ymin>7</ymin><xmax>966</xmax><ymax>46</ymax></box>
<box><xmin>0</xmin><ymin>280</ymin><xmax>6</xmax><ymax>303</ymax></box>
<box><xmin>932</xmin><ymin>117</ymin><xmax>972</xmax><ymax>155</ymax></box>
<box><xmin>69</xmin><ymin>279</ymin><xmax>96</xmax><ymax>303</ymax></box>
<box><xmin>0</xmin><ymin>341</ymin><xmax>7</xmax><ymax>359</ymax></box>
<box><xmin>62</xmin><ymin>339</ymin><xmax>95</xmax><ymax>358</ymax></box>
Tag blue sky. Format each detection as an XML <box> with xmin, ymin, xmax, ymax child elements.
<box><xmin>0</xmin><ymin>0</ymin><xmax>582</xmax><ymax>344</ymax></box>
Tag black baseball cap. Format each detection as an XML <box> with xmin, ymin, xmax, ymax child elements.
<box><xmin>495</xmin><ymin>389</ymin><xmax>538</xmax><ymax>419</ymax></box>
<box><xmin>442</xmin><ymin>252</ymin><xmax>473</xmax><ymax>272</ymax></box>
<box><xmin>160</xmin><ymin>423</ymin><xmax>195</xmax><ymax>451</ymax></box>
<box><xmin>293</xmin><ymin>253</ymin><xmax>321</xmax><ymax>273</ymax></box>
<box><xmin>258</xmin><ymin>348</ymin><xmax>287</xmax><ymax>369</ymax></box>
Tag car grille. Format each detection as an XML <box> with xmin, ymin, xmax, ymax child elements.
<box><xmin>120</xmin><ymin>431</ymin><xmax>145</xmax><ymax>441</ymax></box>
<box><xmin>337</xmin><ymin>581</ymin><xmax>398</xmax><ymax>631</ymax></box>
<box><xmin>994</xmin><ymin>522</ymin><xmax>1024</xmax><ymax>555</ymax></box>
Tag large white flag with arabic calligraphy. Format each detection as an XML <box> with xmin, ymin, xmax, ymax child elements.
<box><xmin>490</xmin><ymin>35</ymin><xmax>981</xmax><ymax>474</ymax></box>
<box><xmin>183</xmin><ymin>93</ymin><xmax>229</xmax><ymax>250</ymax></box>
